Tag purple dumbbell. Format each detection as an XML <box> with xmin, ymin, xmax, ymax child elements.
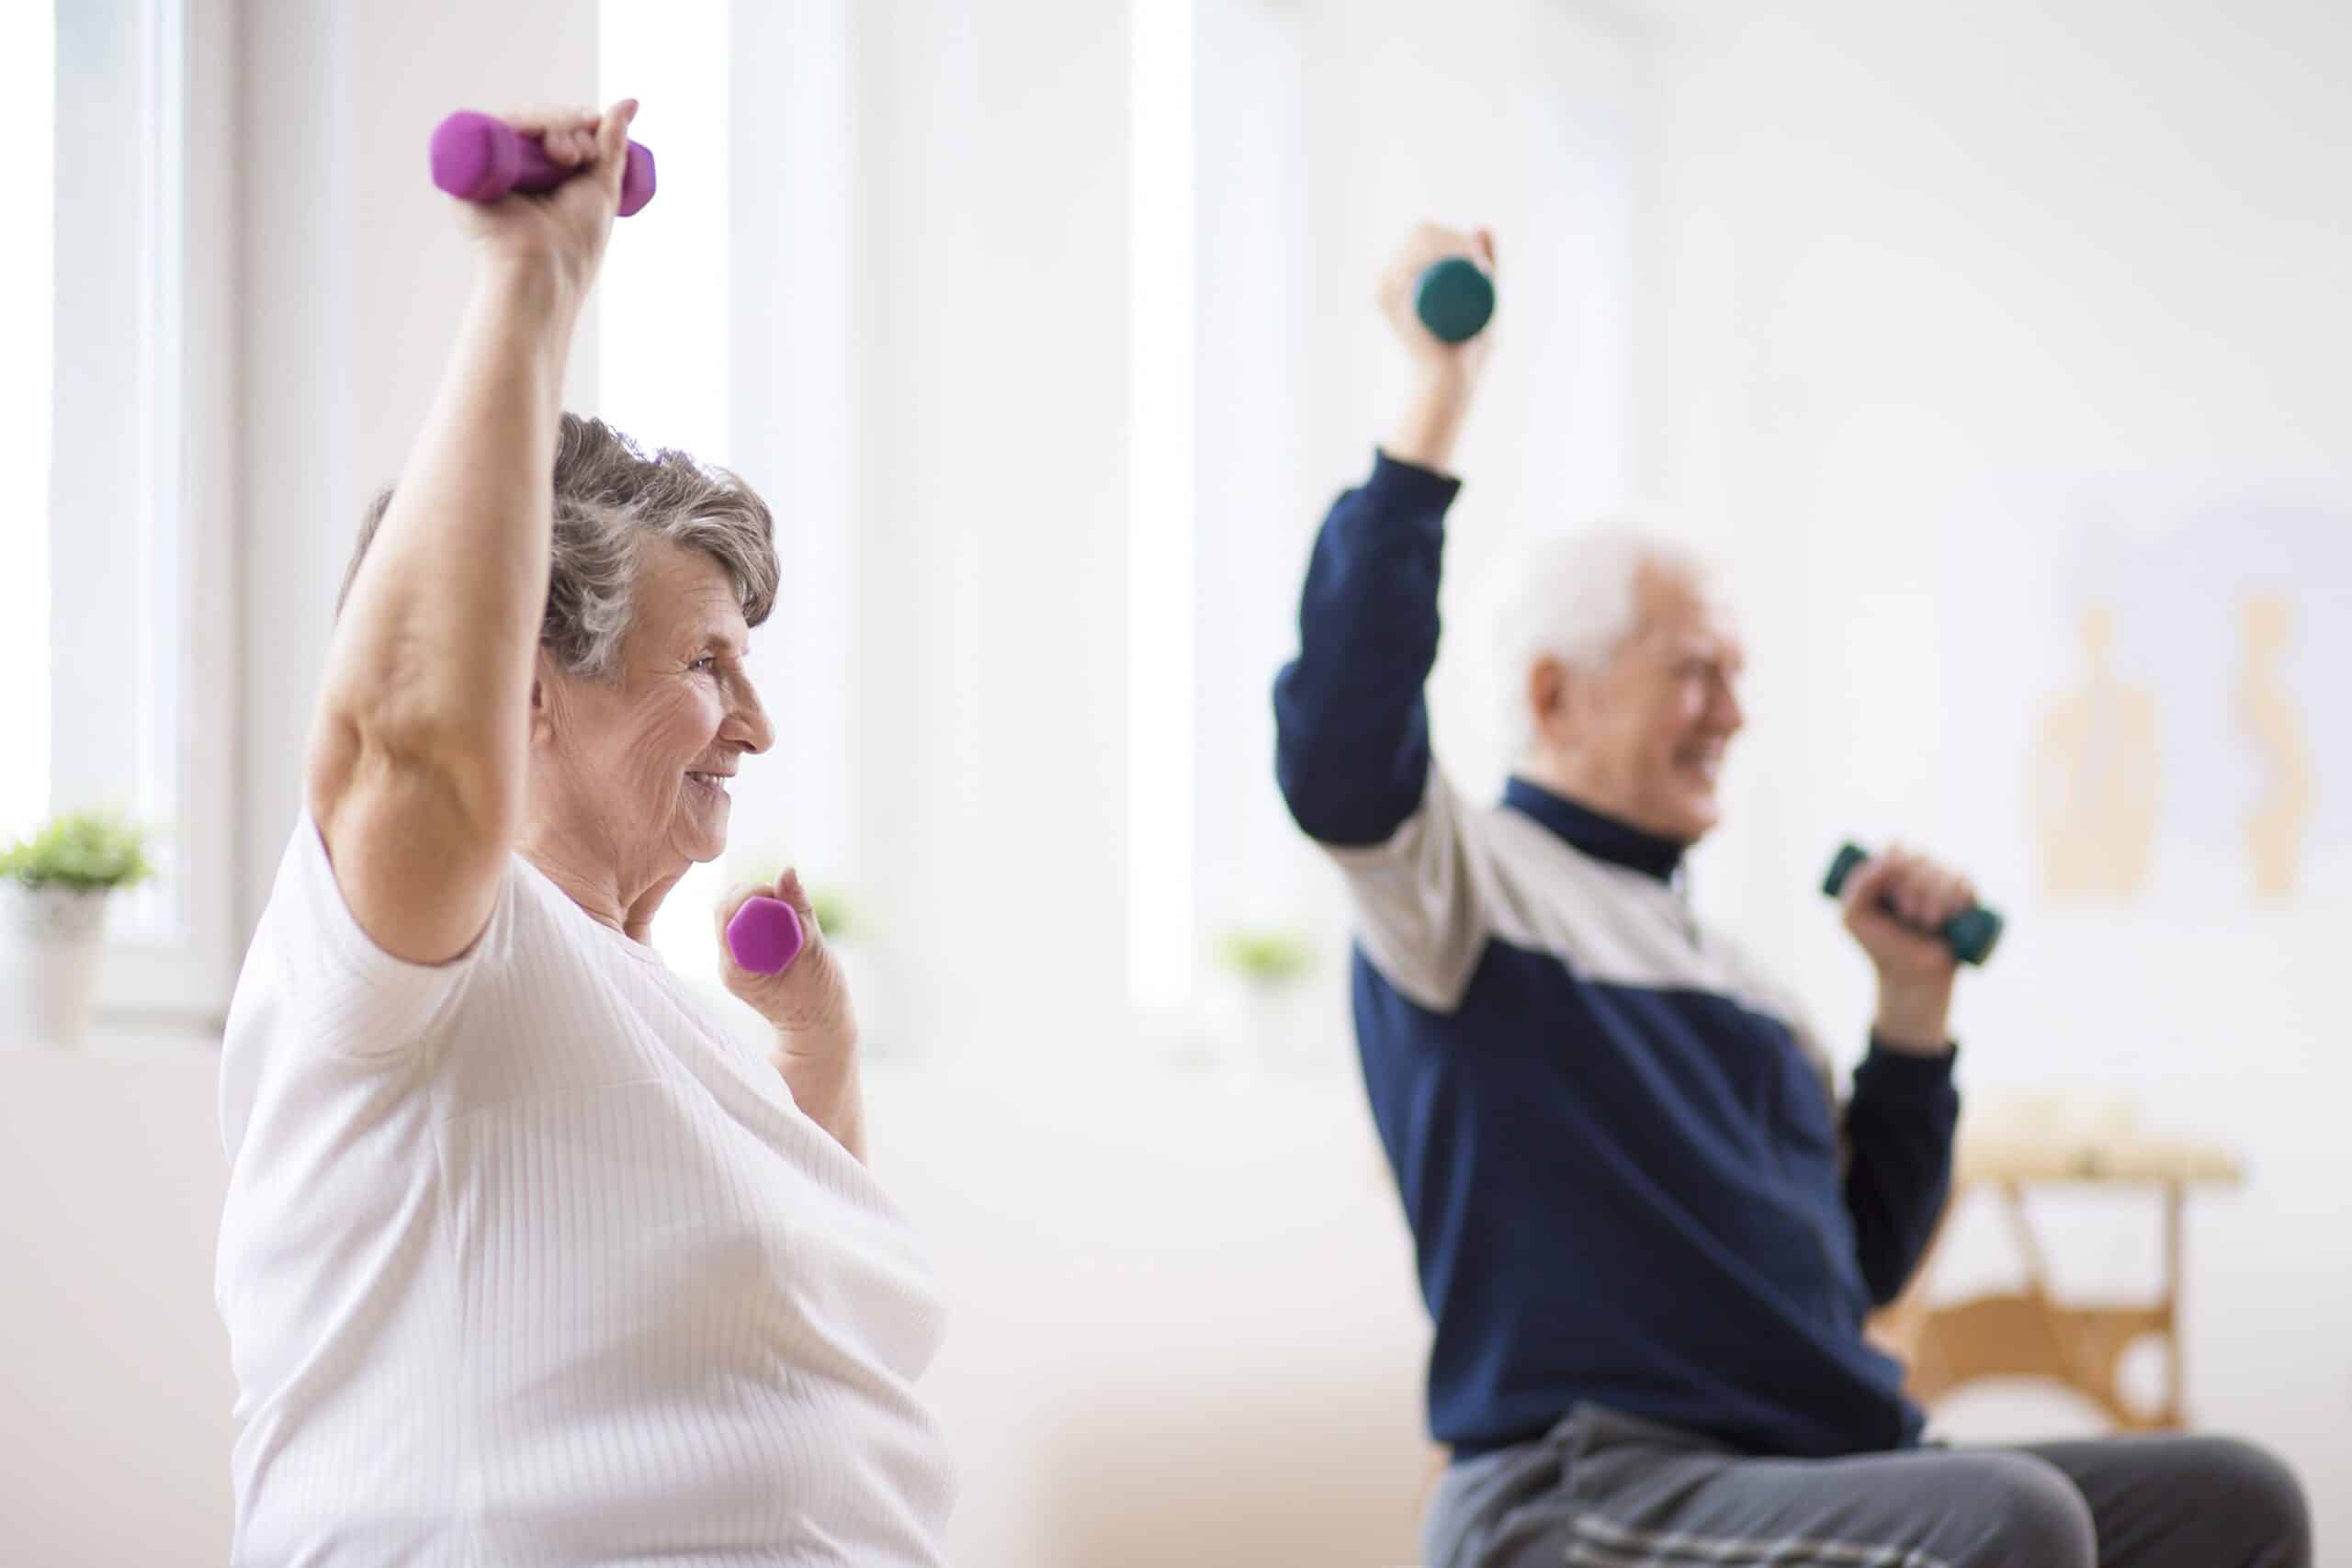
<box><xmin>429</xmin><ymin>110</ymin><xmax>658</xmax><ymax>217</ymax></box>
<box><xmin>725</xmin><ymin>896</ymin><xmax>806</xmax><ymax>976</ymax></box>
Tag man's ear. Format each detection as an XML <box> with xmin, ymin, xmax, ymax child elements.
<box><xmin>1527</xmin><ymin>655</ymin><xmax>1573</xmax><ymax>745</ymax></box>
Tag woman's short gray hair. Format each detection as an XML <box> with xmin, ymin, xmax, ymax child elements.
<box><xmin>340</xmin><ymin>414</ymin><xmax>779</xmax><ymax>682</ymax></box>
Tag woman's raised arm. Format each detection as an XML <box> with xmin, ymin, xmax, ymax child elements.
<box><xmin>306</xmin><ymin>100</ymin><xmax>637</xmax><ymax>965</ymax></box>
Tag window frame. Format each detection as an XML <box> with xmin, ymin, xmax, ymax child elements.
<box><xmin>46</xmin><ymin>0</ymin><xmax>240</xmax><ymax>1024</ymax></box>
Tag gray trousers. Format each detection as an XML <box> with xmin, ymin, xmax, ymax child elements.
<box><xmin>1424</xmin><ymin>1406</ymin><xmax>2312</xmax><ymax>1568</ymax></box>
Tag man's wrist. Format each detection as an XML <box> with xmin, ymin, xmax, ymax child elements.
<box><xmin>1408</xmin><ymin>358</ymin><xmax>1475</xmax><ymax>400</ymax></box>
<box><xmin>1872</xmin><ymin>979</ymin><xmax>1956</xmax><ymax>1055</ymax></box>
<box><xmin>1386</xmin><ymin>396</ymin><xmax>1471</xmax><ymax>474</ymax></box>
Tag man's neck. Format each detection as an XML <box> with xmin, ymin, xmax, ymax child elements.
<box><xmin>1505</xmin><ymin>762</ymin><xmax>1691</xmax><ymax>882</ymax></box>
<box><xmin>1515</xmin><ymin>754</ymin><xmax>1653</xmax><ymax>829</ymax></box>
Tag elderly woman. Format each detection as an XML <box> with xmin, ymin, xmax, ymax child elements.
<box><xmin>215</xmin><ymin>103</ymin><xmax>953</xmax><ymax>1564</ymax></box>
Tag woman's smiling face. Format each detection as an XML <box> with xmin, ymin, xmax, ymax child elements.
<box><xmin>535</xmin><ymin>536</ymin><xmax>775</xmax><ymax>882</ymax></box>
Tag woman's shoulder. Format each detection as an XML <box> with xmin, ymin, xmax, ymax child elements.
<box><xmin>231</xmin><ymin>819</ymin><xmax>628</xmax><ymax>1063</ymax></box>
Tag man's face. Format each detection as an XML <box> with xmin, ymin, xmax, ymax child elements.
<box><xmin>1534</xmin><ymin>563</ymin><xmax>1747</xmax><ymax>844</ymax></box>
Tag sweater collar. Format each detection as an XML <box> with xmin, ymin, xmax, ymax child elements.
<box><xmin>1502</xmin><ymin>776</ymin><xmax>1689</xmax><ymax>883</ymax></box>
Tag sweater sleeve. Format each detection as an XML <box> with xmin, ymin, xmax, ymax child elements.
<box><xmin>1272</xmin><ymin>452</ymin><xmax>1490</xmax><ymax>1013</ymax></box>
<box><xmin>1272</xmin><ymin>451</ymin><xmax>1461</xmax><ymax>847</ymax></box>
<box><xmin>1842</xmin><ymin>1041</ymin><xmax>1962</xmax><ymax>1306</ymax></box>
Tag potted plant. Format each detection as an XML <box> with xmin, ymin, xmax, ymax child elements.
<box><xmin>0</xmin><ymin>808</ymin><xmax>153</xmax><ymax>1048</ymax></box>
<box><xmin>1207</xmin><ymin>925</ymin><xmax>1320</xmax><ymax>1073</ymax></box>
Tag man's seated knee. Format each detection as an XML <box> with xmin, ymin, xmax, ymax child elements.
<box><xmin>1952</xmin><ymin>1454</ymin><xmax>2098</xmax><ymax>1568</ymax></box>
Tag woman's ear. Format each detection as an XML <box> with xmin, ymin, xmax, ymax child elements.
<box><xmin>527</xmin><ymin>657</ymin><xmax>559</xmax><ymax>750</ymax></box>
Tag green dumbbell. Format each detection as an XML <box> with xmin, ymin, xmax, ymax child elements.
<box><xmin>1415</xmin><ymin>256</ymin><xmax>1495</xmax><ymax>344</ymax></box>
<box><xmin>1821</xmin><ymin>842</ymin><xmax>2003</xmax><ymax>966</ymax></box>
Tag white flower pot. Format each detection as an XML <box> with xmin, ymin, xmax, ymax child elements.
<box><xmin>0</xmin><ymin>884</ymin><xmax>110</xmax><ymax>1048</ymax></box>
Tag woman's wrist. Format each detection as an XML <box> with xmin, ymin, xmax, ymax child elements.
<box><xmin>470</xmin><ymin>252</ymin><xmax>588</xmax><ymax>344</ymax></box>
<box><xmin>454</xmin><ymin>258</ymin><xmax>587</xmax><ymax>408</ymax></box>
<box><xmin>772</xmin><ymin>1019</ymin><xmax>859</xmax><ymax>1066</ymax></box>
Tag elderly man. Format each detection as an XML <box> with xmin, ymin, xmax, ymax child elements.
<box><xmin>1274</xmin><ymin>224</ymin><xmax>2309</xmax><ymax>1568</ymax></box>
<box><xmin>216</xmin><ymin>105</ymin><xmax>951</xmax><ymax>1563</ymax></box>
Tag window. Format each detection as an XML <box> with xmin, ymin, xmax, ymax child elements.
<box><xmin>16</xmin><ymin>0</ymin><xmax>236</xmax><ymax>1021</ymax></box>
<box><xmin>1</xmin><ymin>6</ymin><xmax>57</xmax><ymax>840</ymax></box>
<box><xmin>1139</xmin><ymin>0</ymin><xmax>1645</xmax><ymax>1035</ymax></box>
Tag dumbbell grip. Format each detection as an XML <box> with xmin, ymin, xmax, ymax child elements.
<box><xmin>725</xmin><ymin>896</ymin><xmax>806</xmax><ymax>976</ymax></box>
<box><xmin>1821</xmin><ymin>841</ymin><xmax>2003</xmax><ymax>967</ymax></box>
<box><xmin>429</xmin><ymin>110</ymin><xmax>658</xmax><ymax>217</ymax></box>
<box><xmin>1414</xmin><ymin>256</ymin><xmax>1496</xmax><ymax>344</ymax></box>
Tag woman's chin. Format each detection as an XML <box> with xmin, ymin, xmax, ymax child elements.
<box><xmin>673</xmin><ymin>812</ymin><xmax>731</xmax><ymax>865</ymax></box>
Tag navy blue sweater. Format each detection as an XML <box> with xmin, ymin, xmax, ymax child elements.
<box><xmin>1272</xmin><ymin>453</ymin><xmax>1958</xmax><ymax>1460</ymax></box>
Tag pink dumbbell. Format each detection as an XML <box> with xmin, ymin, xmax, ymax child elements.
<box><xmin>429</xmin><ymin>110</ymin><xmax>657</xmax><ymax>217</ymax></box>
<box><xmin>725</xmin><ymin>897</ymin><xmax>806</xmax><ymax>976</ymax></box>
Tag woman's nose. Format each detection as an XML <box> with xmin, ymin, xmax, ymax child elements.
<box><xmin>728</xmin><ymin>677</ymin><xmax>775</xmax><ymax>753</ymax></box>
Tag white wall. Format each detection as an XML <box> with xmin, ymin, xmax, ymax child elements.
<box><xmin>0</xmin><ymin>1044</ymin><xmax>239</xmax><ymax>1564</ymax></box>
<box><xmin>883</xmin><ymin>1064</ymin><xmax>1433</xmax><ymax>1567</ymax></box>
<box><xmin>1649</xmin><ymin>0</ymin><xmax>2352</xmax><ymax>1549</ymax></box>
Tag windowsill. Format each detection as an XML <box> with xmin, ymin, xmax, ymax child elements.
<box><xmin>0</xmin><ymin>1022</ymin><xmax>220</xmax><ymax>1059</ymax></box>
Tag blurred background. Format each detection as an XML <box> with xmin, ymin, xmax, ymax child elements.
<box><xmin>3</xmin><ymin>0</ymin><xmax>2346</xmax><ymax>1562</ymax></box>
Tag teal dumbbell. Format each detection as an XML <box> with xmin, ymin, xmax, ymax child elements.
<box><xmin>1415</xmin><ymin>256</ymin><xmax>1495</xmax><ymax>344</ymax></box>
<box><xmin>1821</xmin><ymin>842</ymin><xmax>2003</xmax><ymax>966</ymax></box>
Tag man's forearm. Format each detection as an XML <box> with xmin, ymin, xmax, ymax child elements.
<box><xmin>772</xmin><ymin>1036</ymin><xmax>868</xmax><ymax>1166</ymax></box>
<box><xmin>1385</xmin><ymin>366</ymin><xmax>1476</xmax><ymax>476</ymax></box>
<box><xmin>1844</xmin><ymin>1043</ymin><xmax>1962</xmax><ymax>1303</ymax></box>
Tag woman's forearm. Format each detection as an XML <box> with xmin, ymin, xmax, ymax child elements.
<box><xmin>318</xmin><ymin>261</ymin><xmax>582</xmax><ymax>779</ymax></box>
<box><xmin>772</xmin><ymin>1037</ymin><xmax>868</xmax><ymax>1166</ymax></box>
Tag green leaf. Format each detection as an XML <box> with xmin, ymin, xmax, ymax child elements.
<box><xmin>808</xmin><ymin>887</ymin><xmax>855</xmax><ymax>942</ymax></box>
<box><xmin>1213</xmin><ymin>927</ymin><xmax>1317</xmax><ymax>987</ymax></box>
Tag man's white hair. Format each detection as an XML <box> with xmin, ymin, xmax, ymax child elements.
<box><xmin>1493</xmin><ymin>525</ymin><xmax>1713</xmax><ymax>755</ymax></box>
